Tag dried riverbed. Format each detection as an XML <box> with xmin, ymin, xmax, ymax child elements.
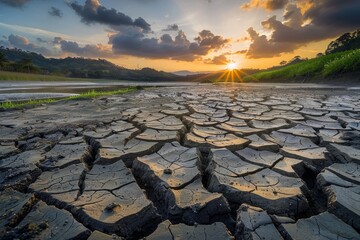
<box><xmin>0</xmin><ymin>84</ymin><xmax>359</xmax><ymax>239</ymax></box>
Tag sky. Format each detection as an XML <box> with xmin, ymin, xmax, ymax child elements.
<box><xmin>0</xmin><ymin>0</ymin><xmax>359</xmax><ymax>72</ymax></box>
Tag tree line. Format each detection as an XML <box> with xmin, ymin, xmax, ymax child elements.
<box><xmin>0</xmin><ymin>52</ymin><xmax>40</xmax><ymax>74</ymax></box>
<box><xmin>0</xmin><ymin>47</ymin><xmax>178</xmax><ymax>81</ymax></box>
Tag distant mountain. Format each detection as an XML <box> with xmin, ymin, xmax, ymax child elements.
<box><xmin>172</xmin><ymin>70</ymin><xmax>214</xmax><ymax>76</ymax></box>
<box><xmin>326</xmin><ymin>29</ymin><xmax>360</xmax><ymax>54</ymax></box>
<box><xmin>0</xmin><ymin>47</ymin><xmax>178</xmax><ymax>81</ymax></box>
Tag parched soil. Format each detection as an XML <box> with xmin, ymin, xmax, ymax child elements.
<box><xmin>0</xmin><ymin>84</ymin><xmax>360</xmax><ymax>239</ymax></box>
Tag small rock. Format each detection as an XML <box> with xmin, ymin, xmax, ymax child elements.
<box><xmin>105</xmin><ymin>203</ymin><xmax>118</xmax><ymax>212</ymax></box>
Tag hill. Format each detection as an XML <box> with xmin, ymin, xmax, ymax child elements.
<box><xmin>0</xmin><ymin>47</ymin><xmax>177</xmax><ymax>81</ymax></box>
<box><xmin>243</xmin><ymin>49</ymin><xmax>360</xmax><ymax>83</ymax></box>
<box><xmin>237</xmin><ymin>29</ymin><xmax>360</xmax><ymax>83</ymax></box>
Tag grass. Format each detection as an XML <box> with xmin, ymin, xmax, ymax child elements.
<box><xmin>0</xmin><ymin>87</ymin><xmax>137</xmax><ymax>110</ymax></box>
<box><xmin>244</xmin><ymin>49</ymin><xmax>360</xmax><ymax>81</ymax></box>
<box><xmin>0</xmin><ymin>98</ymin><xmax>57</xmax><ymax>109</ymax></box>
<box><xmin>68</xmin><ymin>88</ymin><xmax>136</xmax><ymax>99</ymax></box>
<box><xmin>0</xmin><ymin>71</ymin><xmax>102</xmax><ymax>81</ymax></box>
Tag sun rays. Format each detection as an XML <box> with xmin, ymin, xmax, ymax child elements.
<box><xmin>188</xmin><ymin>60</ymin><xmax>259</xmax><ymax>83</ymax></box>
<box><xmin>216</xmin><ymin>62</ymin><xmax>243</xmax><ymax>83</ymax></box>
<box><xmin>217</xmin><ymin>68</ymin><xmax>243</xmax><ymax>83</ymax></box>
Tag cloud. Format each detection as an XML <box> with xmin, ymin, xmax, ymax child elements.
<box><xmin>4</xmin><ymin>31</ymin><xmax>229</xmax><ymax>61</ymax></box>
<box><xmin>162</xmin><ymin>24</ymin><xmax>179</xmax><ymax>32</ymax></box>
<box><xmin>48</xmin><ymin>7</ymin><xmax>63</xmax><ymax>18</ymax></box>
<box><xmin>2</xmin><ymin>34</ymin><xmax>112</xmax><ymax>59</ymax></box>
<box><xmin>245</xmin><ymin>1</ymin><xmax>360</xmax><ymax>58</ymax></box>
<box><xmin>0</xmin><ymin>40</ymin><xmax>8</xmax><ymax>47</ymax></box>
<box><xmin>69</xmin><ymin>0</ymin><xmax>151</xmax><ymax>32</ymax></box>
<box><xmin>304</xmin><ymin>0</ymin><xmax>360</xmax><ymax>29</ymax></box>
<box><xmin>204</xmin><ymin>54</ymin><xmax>228</xmax><ymax>65</ymax></box>
<box><xmin>194</xmin><ymin>30</ymin><xmax>230</xmax><ymax>53</ymax></box>
<box><xmin>236</xmin><ymin>50</ymin><xmax>248</xmax><ymax>54</ymax></box>
<box><xmin>241</xmin><ymin>0</ymin><xmax>288</xmax><ymax>11</ymax></box>
<box><xmin>6</xmin><ymin>34</ymin><xmax>52</xmax><ymax>55</ymax></box>
<box><xmin>0</xmin><ymin>22</ymin><xmax>88</xmax><ymax>43</ymax></box>
<box><xmin>36</xmin><ymin>37</ymin><xmax>47</xmax><ymax>43</ymax></box>
<box><xmin>8</xmin><ymin>34</ymin><xmax>30</xmax><ymax>46</ymax></box>
<box><xmin>110</xmin><ymin>29</ymin><xmax>230</xmax><ymax>61</ymax></box>
<box><xmin>0</xmin><ymin>0</ymin><xmax>30</xmax><ymax>7</ymax></box>
<box><xmin>53</xmin><ymin>37</ymin><xmax>113</xmax><ymax>58</ymax></box>
<box><xmin>245</xmin><ymin>27</ymin><xmax>298</xmax><ymax>58</ymax></box>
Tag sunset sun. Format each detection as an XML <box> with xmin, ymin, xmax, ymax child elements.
<box><xmin>226</xmin><ymin>63</ymin><xmax>238</xmax><ymax>71</ymax></box>
<box><xmin>0</xmin><ymin>0</ymin><xmax>359</xmax><ymax>239</ymax></box>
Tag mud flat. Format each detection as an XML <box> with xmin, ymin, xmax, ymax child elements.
<box><xmin>0</xmin><ymin>84</ymin><xmax>360</xmax><ymax>239</ymax></box>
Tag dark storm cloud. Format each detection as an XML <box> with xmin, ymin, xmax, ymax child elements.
<box><xmin>241</xmin><ymin>0</ymin><xmax>288</xmax><ymax>11</ymax></box>
<box><xmin>69</xmin><ymin>0</ymin><xmax>151</xmax><ymax>32</ymax></box>
<box><xmin>110</xmin><ymin>30</ymin><xmax>230</xmax><ymax>61</ymax></box>
<box><xmin>54</xmin><ymin>37</ymin><xmax>113</xmax><ymax>58</ymax></box>
<box><xmin>245</xmin><ymin>0</ymin><xmax>360</xmax><ymax>58</ymax></box>
<box><xmin>0</xmin><ymin>0</ymin><xmax>30</xmax><ymax>7</ymax></box>
<box><xmin>162</xmin><ymin>24</ymin><xmax>179</xmax><ymax>32</ymax></box>
<box><xmin>304</xmin><ymin>0</ymin><xmax>360</xmax><ymax>29</ymax></box>
<box><xmin>6</xmin><ymin>34</ymin><xmax>52</xmax><ymax>55</ymax></box>
<box><xmin>48</xmin><ymin>7</ymin><xmax>63</xmax><ymax>18</ymax></box>
<box><xmin>204</xmin><ymin>54</ymin><xmax>228</xmax><ymax>65</ymax></box>
<box><xmin>263</xmin><ymin>2</ymin><xmax>360</xmax><ymax>44</ymax></box>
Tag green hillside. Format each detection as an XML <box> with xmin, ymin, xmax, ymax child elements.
<box><xmin>244</xmin><ymin>49</ymin><xmax>360</xmax><ymax>82</ymax></box>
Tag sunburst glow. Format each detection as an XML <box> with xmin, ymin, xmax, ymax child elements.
<box><xmin>226</xmin><ymin>63</ymin><xmax>238</xmax><ymax>71</ymax></box>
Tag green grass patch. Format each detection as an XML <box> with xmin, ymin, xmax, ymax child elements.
<box><xmin>0</xmin><ymin>98</ymin><xmax>57</xmax><ymax>109</ymax></box>
<box><xmin>0</xmin><ymin>87</ymin><xmax>137</xmax><ymax>110</ymax></box>
<box><xmin>68</xmin><ymin>88</ymin><xmax>136</xmax><ymax>100</ymax></box>
<box><xmin>245</xmin><ymin>49</ymin><xmax>360</xmax><ymax>81</ymax></box>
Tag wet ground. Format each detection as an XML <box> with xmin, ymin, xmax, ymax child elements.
<box><xmin>0</xmin><ymin>84</ymin><xmax>359</xmax><ymax>239</ymax></box>
<box><xmin>0</xmin><ymin>80</ymin><xmax>200</xmax><ymax>102</ymax></box>
<box><xmin>1</xmin><ymin>80</ymin><xmax>358</xmax><ymax>102</ymax></box>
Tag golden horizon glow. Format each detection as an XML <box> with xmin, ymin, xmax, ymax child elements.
<box><xmin>226</xmin><ymin>63</ymin><xmax>238</xmax><ymax>71</ymax></box>
<box><xmin>105</xmin><ymin>38</ymin><xmax>334</xmax><ymax>72</ymax></box>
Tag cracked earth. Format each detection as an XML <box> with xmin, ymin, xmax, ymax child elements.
<box><xmin>1</xmin><ymin>84</ymin><xmax>360</xmax><ymax>239</ymax></box>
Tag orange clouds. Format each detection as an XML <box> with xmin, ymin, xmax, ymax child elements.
<box><xmin>241</xmin><ymin>0</ymin><xmax>288</xmax><ymax>11</ymax></box>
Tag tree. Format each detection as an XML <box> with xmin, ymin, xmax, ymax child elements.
<box><xmin>19</xmin><ymin>58</ymin><xmax>33</xmax><ymax>73</ymax></box>
<box><xmin>17</xmin><ymin>58</ymin><xmax>40</xmax><ymax>73</ymax></box>
<box><xmin>0</xmin><ymin>52</ymin><xmax>7</xmax><ymax>71</ymax></box>
<box><xmin>325</xmin><ymin>29</ymin><xmax>360</xmax><ymax>54</ymax></box>
<box><xmin>288</xmin><ymin>56</ymin><xmax>305</xmax><ymax>65</ymax></box>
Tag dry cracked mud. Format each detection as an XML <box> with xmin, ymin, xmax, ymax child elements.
<box><xmin>1</xmin><ymin>84</ymin><xmax>360</xmax><ymax>239</ymax></box>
